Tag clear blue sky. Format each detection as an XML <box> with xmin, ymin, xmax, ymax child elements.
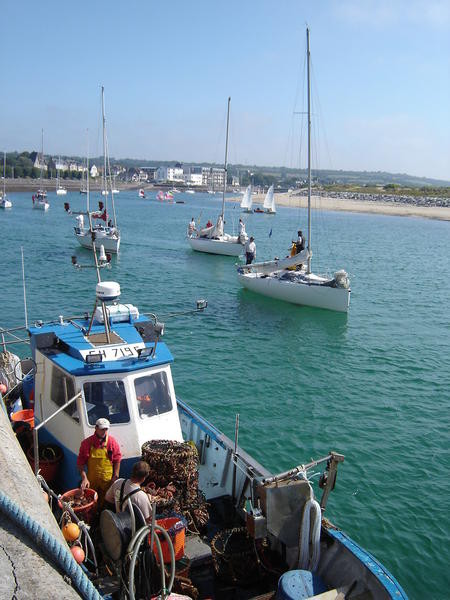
<box><xmin>1</xmin><ymin>0</ymin><xmax>449</xmax><ymax>180</ymax></box>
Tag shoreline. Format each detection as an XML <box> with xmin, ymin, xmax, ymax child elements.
<box><xmin>235</xmin><ymin>192</ymin><xmax>450</xmax><ymax>222</ymax></box>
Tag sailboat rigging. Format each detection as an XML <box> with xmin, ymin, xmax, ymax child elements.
<box><xmin>188</xmin><ymin>97</ymin><xmax>249</xmax><ymax>256</ymax></box>
<box><xmin>237</xmin><ymin>28</ymin><xmax>350</xmax><ymax>312</ymax></box>
<box><xmin>32</xmin><ymin>129</ymin><xmax>49</xmax><ymax>211</ymax></box>
<box><xmin>72</xmin><ymin>88</ymin><xmax>121</xmax><ymax>253</ymax></box>
<box><xmin>56</xmin><ymin>156</ymin><xmax>67</xmax><ymax>195</ymax></box>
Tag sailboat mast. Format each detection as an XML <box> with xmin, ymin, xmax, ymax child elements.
<box><xmin>221</xmin><ymin>97</ymin><xmax>231</xmax><ymax>218</ymax></box>
<box><xmin>3</xmin><ymin>152</ymin><xmax>6</xmax><ymax>196</ymax></box>
<box><xmin>40</xmin><ymin>128</ymin><xmax>44</xmax><ymax>186</ymax></box>
<box><xmin>306</xmin><ymin>28</ymin><xmax>312</xmax><ymax>275</ymax></box>
<box><xmin>86</xmin><ymin>130</ymin><xmax>90</xmax><ymax>213</ymax></box>
<box><xmin>101</xmin><ymin>86</ymin><xmax>108</xmax><ymax>216</ymax></box>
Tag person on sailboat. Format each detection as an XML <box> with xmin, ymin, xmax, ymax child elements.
<box><xmin>188</xmin><ymin>217</ymin><xmax>196</xmax><ymax>236</ymax></box>
<box><xmin>206</xmin><ymin>219</ymin><xmax>213</xmax><ymax>228</ymax></box>
<box><xmin>239</xmin><ymin>218</ymin><xmax>246</xmax><ymax>242</ymax></box>
<box><xmin>77</xmin><ymin>418</ymin><xmax>122</xmax><ymax>508</ymax></box>
<box><xmin>296</xmin><ymin>230</ymin><xmax>305</xmax><ymax>253</ymax></box>
<box><xmin>245</xmin><ymin>237</ymin><xmax>256</xmax><ymax>265</ymax></box>
<box><xmin>105</xmin><ymin>460</ymin><xmax>153</xmax><ymax>523</ymax></box>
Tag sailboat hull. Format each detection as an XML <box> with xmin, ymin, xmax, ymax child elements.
<box><xmin>188</xmin><ymin>236</ymin><xmax>244</xmax><ymax>256</ymax></box>
<box><xmin>75</xmin><ymin>231</ymin><xmax>120</xmax><ymax>253</ymax></box>
<box><xmin>33</xmin><ymin>201</ymin><xmax>49</xmax><ymax>211</ymax></box>
<box><xmin>237</xmin><ymin>271</ymin><xmax>350</xmax><ymax>312</ymax></box>
<box><xmin>56</xmin><ymin>189</ymin><xmax>67</xmax><ymax>195</ymax></box>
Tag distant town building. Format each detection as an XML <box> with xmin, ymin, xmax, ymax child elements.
<box><xmin>155</xmin><ymin>166</ymin><xmax>184</xmax><ymax>183</ymax></box>
<box><xmin>90</xmin><ymin>165</ymin><xmax>99</xmax><ymax>178</ymax></box>
<box><xmin>202</xmin><ymin>167</ymin><xmax>225</xmax><ymax>189</ymax></box>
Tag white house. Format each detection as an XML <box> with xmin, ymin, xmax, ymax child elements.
<box><xmin>155</xmin><ymin>166</ymin><xmax>184</xmax><ymax>183</ymax></box>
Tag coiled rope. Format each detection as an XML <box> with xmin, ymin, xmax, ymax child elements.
<box><xmin>0</xmin><ymin>490</ymin><xmax>102</xmax><ymax>600</ymax></box>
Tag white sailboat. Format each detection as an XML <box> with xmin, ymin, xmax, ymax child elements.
<box><xmin>56</xmin><ymin>156</ymin><xmax>67</xmax><ymax>195</ymax></box>
<box><xmin>75</xmin><ymin>89</ymin><xmax>120</xmax><ymax>253</ymax></box>
<box><xmin>0</xmin><ymin>152</ymin><xmax>12</xmax><ymax>209</ymax></box>
<box><xmin>240</xmin><ymin>184</ymin><xmax>253</xmax><ymax>213</ymax></box>
<box><xmin>237</xmin><ymin>29</ymin><xmax>351</xmax><ymax>313</ymax></box>
<box><xmin>32</xmin><ymin>129</ymin><xmax>49</xmax><ymax>211</ymax></box>
<box><xmin>262</xmin><ymin>184</ymin><xmax>276</xmax><ymax>214</ymax></box>
<box><xmin>188</xmin><ymin>97</ymin><xmax>248</xmax><ymax>256</ymax></box>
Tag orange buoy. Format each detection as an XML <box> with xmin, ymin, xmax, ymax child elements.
<box><xmin>62</xmin><ymin>522</ymin><xmax>80</xmax><ymax>542</ymax></box>
<box><xmin>0</xmin><ymin>383</ymin><xmax>7</xmax><ymax>395</ymax></box>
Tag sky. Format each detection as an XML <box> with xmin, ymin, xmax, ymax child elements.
<box><xmin>1</xmin><ymin>0</ymin><xmax>449</xmax><ymax>181</ymax></box>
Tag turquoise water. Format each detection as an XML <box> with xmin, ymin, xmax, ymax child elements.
<box><xmin>1</xmin><ymin>190</ymin><xmax>449</xmax><ymax>599</ymax></box>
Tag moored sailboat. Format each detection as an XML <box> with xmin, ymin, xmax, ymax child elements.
<box><xmin>262</xmin><ymin>184</ymin><xmax>276</xmax><ymax>214</ymax></box>
<box><xmin>32</xmin><ymin>129</ymin><xmax>50</xmax><ymax>211</ymax></box>
<box><xmin>237</xmin><ymin>29</ymin><xmax>350</xmax><ymax>312</ymax></box>
<box><xmin>73</xmin><ymin>88</ymin><xmax>120</xmax><ymax>253</ymax></box>
<box><xmin>188</xmin><ymin>98</ymin><xmax>248</xmax><ymax>256</ymax></box>
<box><xmin>56</xmin><ymin>157</ymin><xmax>67</xmax><ymax>195</ymax></box>
<box><xmin>0</xmin><ymin>152</ymin><xmax>12</xmax><ymax>209</ymax></box>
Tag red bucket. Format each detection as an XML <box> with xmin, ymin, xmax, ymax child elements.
<box><xmin>59</xmin><ymin>488</ymin><xmax>98</xmax><ymax>524</ymax></box>
<box><xmin>11</xmin><ymin>409</ymin><xmax>34</xmax><ymax>428</ymax></box>
<box><xmin>152</xmin><ymin>516</ymin><xmax>186</xmax><ymax>563</ymax></box>
<box><xmin>27</xmin><ymin>444</ymin><xmax>63</xmax><ymax>484</ymax></box>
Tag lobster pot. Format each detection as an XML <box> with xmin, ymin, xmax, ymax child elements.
<box><xmin>211</xmin><ymin>527</ymin><xmax>261</xmax><ymax>586</ymax></box>
<box><xmin>141</xmin><ymin>440</ymin><xmax>198</xmax><ymax>486</ymax></box>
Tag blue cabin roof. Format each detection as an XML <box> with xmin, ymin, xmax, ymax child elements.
<box><xmin>28</xmin><ymin>316</ymin><xmax>173</xmax><ymax>377</ymax></box>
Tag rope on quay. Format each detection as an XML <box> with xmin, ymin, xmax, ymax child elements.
<box><xmin>0</xmin><ymin>489</ymin><xmax>102</xmax><ymax>600</ymax></box>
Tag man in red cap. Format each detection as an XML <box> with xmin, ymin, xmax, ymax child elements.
<box><xmin>77</xmin><ymin>418</ymin><xmax>122</xmax><ymax>507</ymax></box>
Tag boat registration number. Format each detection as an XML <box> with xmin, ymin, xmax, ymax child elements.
<box><xmin>80</xmin><ymin>343</ymin><xmax>146</xmax><ymax>361</ymax></box>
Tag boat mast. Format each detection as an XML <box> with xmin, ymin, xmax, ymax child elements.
<box><xmin>101</xmin><ymin>86</ymin><xmax>108</xmax><ymax>218</ymax></box>
<box><xmin>40</xmin><ymin>128</ymin><xmax>44</xmax><ymax>188</ymax></box>
<box><xmin>221</xmin><ymin>97</ymin><xmax>231</xmax><ymax>219</ymax></box>
<box><xmin>86</xmin><ymin>130</ymin><xmax>90</xmax><ymax>213</ymax></box>
<box><xmin>306</xmin><ymin>28</ymin><xmax>312</xmax><ymax>275</ymax></box>
<box><xmin>3</xmin><ymin>152</ymin><xmax>6</xmax><ymax>197</ymax></box>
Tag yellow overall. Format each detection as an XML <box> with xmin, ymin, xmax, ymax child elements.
<box><xmin>87</xmin><ymin>437</ymin><xmax>113</xmax><ymax>507</ymax></box>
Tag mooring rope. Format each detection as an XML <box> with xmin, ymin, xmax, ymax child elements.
<box><xmin>0</xmin><ymin>489</ymin><xmax>102</xmax><ymax>600</ymax></box>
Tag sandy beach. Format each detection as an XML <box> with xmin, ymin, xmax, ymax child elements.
<box><xmin>241</xmin><ymin>192</ymin><xmax>450</xmax><ymax>222</ymax></box>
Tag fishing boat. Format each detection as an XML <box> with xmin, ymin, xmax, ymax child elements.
<box><xmin>0</xmin><ymin>240</ymin><xmax>406</xmax><ymax>599</ymax></box>
<box><xmin>240</xmin><ymin>184</ymin><xmax>253</xmax><ymax>213</ymax></box>
<box><xmin>237</xmin><ymin>29</ymin><xmax>351</xmax><ymax>313</ymax></box>
<box><xmin>188</xmin><ymin>98</ymin><xmax>248</xmax><ymax>257</ymax></box>
<box><xmin>56</xmin><ymin>157</ymin><xmax>67</xmax><ymax>195</ymax></box>
<box><xmin>0</xmin><ymin>152</ymin><xmax>12</xmax><ymax>209</ymax></box>
<box><xmin>73</xmin><ymin>88</ymin><xmax>120</xmax><ymax>253</ymax></box>
<box><xmin>32</xmin><ymin>129</ymin><xmax>50</xmax><ymax>211</ymax></box>
<box><xmin>139</xmin><ymin>188</ymin><xmax>146</xmax><ymax>198</ymax></box>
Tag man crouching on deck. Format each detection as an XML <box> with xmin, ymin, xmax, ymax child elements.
<box><xmin>77</xmin><ymin>418</ymin><xmax>122</xmax><ymax>507</ymax></box>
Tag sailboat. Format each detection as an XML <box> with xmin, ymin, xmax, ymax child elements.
<box><xmin>139</xmin><ymin>188</ymin><xmax>146</xmax><ymax>198</ymax></box>
<box><xmin>240</xmin><ymin>184</ymin><xmax>253</xmax><ymax>213</ymax></box>
<box><xmin>0</xmin><ymin>152</ymin><xmax>12</xmax><ymax>209</ymax></box>
<box><xmin>188</xmin><ymin>98</ymin><xmax>248</xmax><ymax>256</ymax></box>
<box><xmin>74</xmin><ymin>89</ymin><xmax>120</xmax><ymax>253</ymax></box>
<box><xmin>261</xmin><ymin>184</ymin><xmax>276</xmax><ymax>214</ymax></box>
<box><xmin>32</xmin><ymin>129</ymin><xmax>50</xmax><ymax>211</ymax></box>
<box><xmin>56</xmin><ymin>157</ymin><xmax>67</xmax><ymax>195</ymax></box>
<box><xmin>237</xmin><ymin>29</ymin><xmax>351</xmax><ymax>313</ymax></box>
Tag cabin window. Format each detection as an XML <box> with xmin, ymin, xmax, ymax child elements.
<box><xmin>134</xmin><ymin>371</ymin><xmax>172</xmax><ymax>419</ymax></box>
<box><xmin>83</xmin><ymin>380</ymin><xmax>129</xmax><ymax>425</ymax></box>
<box><xmin>50</xmin><ymin>366</ymin><xmax>77</xmax><ymax>420</ymax></box>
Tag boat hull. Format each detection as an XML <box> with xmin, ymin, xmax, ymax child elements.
<box><xmin>188</xmin><ymin>236</ymin><xmax>244</xmax><ymax>256</ymax></box>
<box><xmin>75</xmin><ymin>231</ymin><xmax>120</xmax><ymax>253</ymax></box>
<box><xmin>33</xmin><ymin>201</ymin><xmax>49</xmax><ymax>211</ymax></box>
<box><xmin>237</xmin><ymin>271</ymin><xmax>350</xmax><ymax>312</ymax></box>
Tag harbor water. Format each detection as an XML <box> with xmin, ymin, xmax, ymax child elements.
<box><xmin>1</xmin><ymin>190</ymin><xmax>449</xmax><ymax>599</ymax></box>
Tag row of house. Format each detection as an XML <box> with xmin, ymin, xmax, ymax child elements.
<box><xmin>132</xmin><ymin>165</ymin><xmax>240</xmax><ymax>188</ymax></box>
<box><xmin>33</xmin><ymin>153</ymin><xmax>240</xmax><ymax>188</ymax></box>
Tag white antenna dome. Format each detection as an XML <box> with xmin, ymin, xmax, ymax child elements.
<box><xmin>96</xmin><ymin>281</ymin><xmax>121</xmax><ymax>301</ymax></box>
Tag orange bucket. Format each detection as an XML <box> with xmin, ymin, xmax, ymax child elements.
<box><xmin>11</xmin><ymin>409</ymin><xmax>34</xmax><ymax>428</ymax></box>
<box><xmin>59</xmin><ymin>488</ymin><xmax>98</xmax><ymax>524</ymax></box>
<box><xmin>152</xmin><ymin>516</ymin><xmax>186</xmax><ymax>563</ymax></box>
